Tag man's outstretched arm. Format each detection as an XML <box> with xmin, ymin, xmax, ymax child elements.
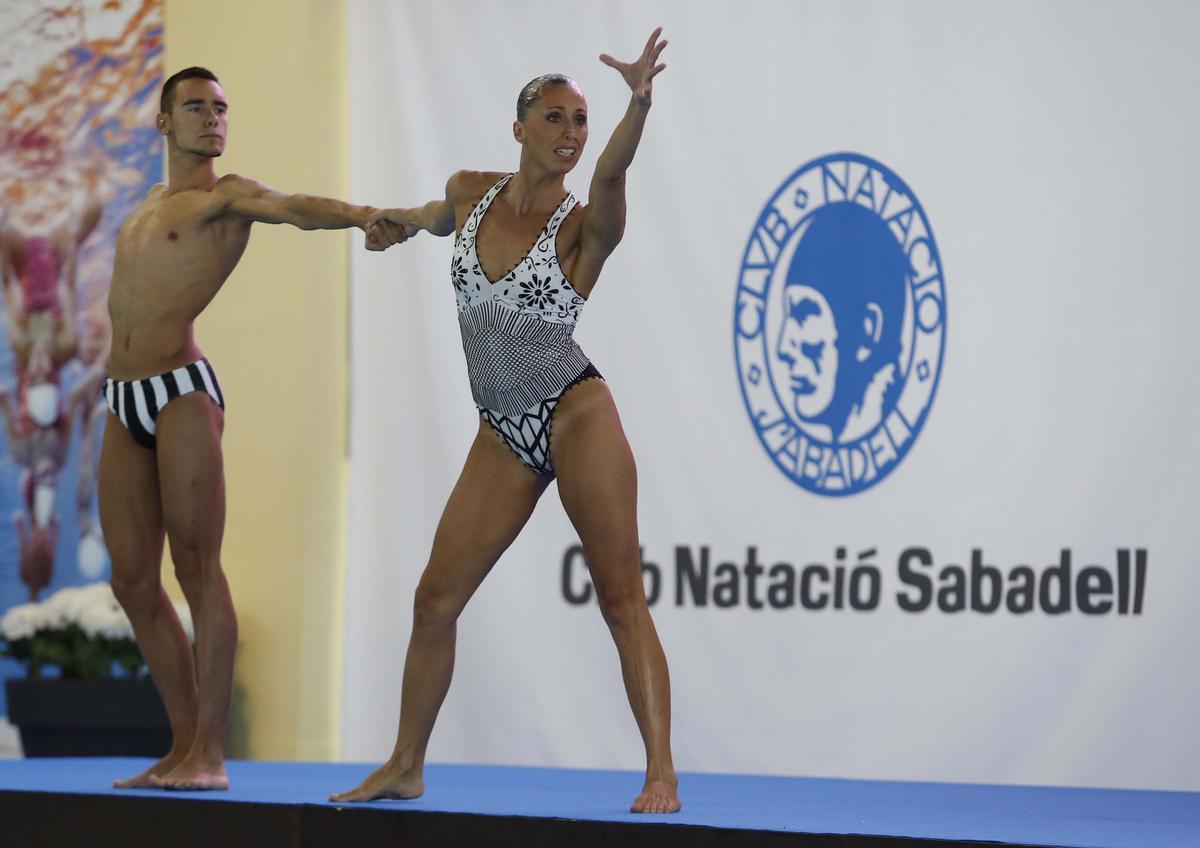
<box><xmin>218</xmin><ymin>175</ymin><xmax>375</xmax><ymax>232</ymax></box>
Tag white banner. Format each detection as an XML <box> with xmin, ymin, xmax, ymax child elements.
<box><xmin>344</xmin><ymin>0</ymin><xmax>1200</xmax><ymax>791</ymax></box>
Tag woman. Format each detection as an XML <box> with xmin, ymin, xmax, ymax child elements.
<box><xmin>335</xmin><ymin>29</ymin><xmax>679</xmax><ymax>814</ymax></box>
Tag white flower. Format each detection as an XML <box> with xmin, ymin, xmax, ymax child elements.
<box><xmin>13</xmin><ymin>582</ymin><xmax>133</xmax><ymax>636</ymax></box>
<box><xmin>78</xmin><ymin>582</ymin><xmax>119</xmax><ymax>613</ymax></box>
<box><xmin>77</xmin><ymin>586</ymin><xmax>134</xmax><ymax>641</ymax></box>
<box><xmin>0</xmin><ymin>603</ymin><xmax>43</xmax><ymax>641</ymax></box>
<box><xmin>41</xmin><ymin>585</ymin><xmax>92</xmax><ymax>629</ymax></box>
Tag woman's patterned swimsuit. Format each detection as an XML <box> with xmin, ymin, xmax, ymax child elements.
<box><xmin>452</xmin><ymin>173</ymin><xmax>602</xmax><ymax>475</ymax></box>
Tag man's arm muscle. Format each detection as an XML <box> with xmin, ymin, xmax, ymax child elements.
<box><xmin>219</xmin><ymin>175</ymin><xmax>373</xmax><ymax>231</ymax></box>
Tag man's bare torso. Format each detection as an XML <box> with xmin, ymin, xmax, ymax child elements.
<box><xmin>108</xmin><ymin>177</ymin><xmax>249</xmax><ymax>380</ymax></box>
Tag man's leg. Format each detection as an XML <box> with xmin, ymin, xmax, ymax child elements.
<box><xmin>151</xmin><ymin>392</ymin><xmax>234</xmax><ymax>791</ymax></box>
<box><xmin>550</xmin><ymin>380</ymin><xmax>680</xmax><ymax>814</ymax></box>
<box><xmin>99</xmin><ymin>412</ymin><xmax>197</xmax><ymax>789</ymax></box>
<box><xmin>331</xmin><ymin>422</ymin><xmax>549</xmax><ymax>802</ymax></box>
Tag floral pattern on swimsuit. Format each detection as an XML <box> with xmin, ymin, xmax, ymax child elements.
<box><xmin>451</xmin><ymin>173</ymin><xmax>587</xmax><ymax>324</ymax></box>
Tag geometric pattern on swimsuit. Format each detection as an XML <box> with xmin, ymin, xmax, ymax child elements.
<box><xmin>452</xmin><ymin>174</ymin><xmax>602</xmax><ymax>474</ymax></box>
<box><xmin>479</xmin><ymin>362</ymin><xmax>603</xmax><ymax>475</ymax></box>
<box><xmin>103</xmin><ymin>357</ymin><xmax>224</xmax><ymax>450</ymax></box>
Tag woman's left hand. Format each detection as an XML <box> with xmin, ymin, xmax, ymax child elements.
<box><xmin>600</xmin><ymin>27</ymin><xmax>668</xmax><ymax>106</ymax></box>
<box><xmin>364</xmin><ymin>210</ymin><xmax>419</xmax><ymax>251</ymax></box>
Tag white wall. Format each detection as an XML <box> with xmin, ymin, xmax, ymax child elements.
<box><xmin>344</xmin><ymin>0</ymin><xmax>1200</xmax><ymax>791</ymax></box>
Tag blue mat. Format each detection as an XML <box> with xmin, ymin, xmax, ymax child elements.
<box><xmin>1</xmin><ymin>758</ymin><xmax>1197</xmax><ymax>847</ymax></box>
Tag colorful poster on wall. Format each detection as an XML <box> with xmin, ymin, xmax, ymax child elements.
<box><xmin>0</xmin><ymin>0</ymin><xmax>163</xmax><ymax>716</ymax></box>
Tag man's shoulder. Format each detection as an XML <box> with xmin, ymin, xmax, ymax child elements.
<box><xmin>212</xmin><ymin>173</ymin><xmax>267</xmax><ymax>199</ymax></box>
<box><xmin>134</xmin><ymin>183</ymin><xmax>166</xmax><ymax>205</ymax></box>
<box><xmin>120</xmin><ymin>184</ymin><xmax>164</xmax><ymax>223</ymax></box>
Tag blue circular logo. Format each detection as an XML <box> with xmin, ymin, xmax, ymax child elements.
<box><xmin>733</xmin><ymin>153</ymin><xmax>946</xmax><ymax>496</ymax></box>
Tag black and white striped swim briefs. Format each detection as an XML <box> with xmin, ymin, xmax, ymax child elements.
<box><xmin>103</xmin><ymin>358</ymin><xmax>225</xmax><ymax>449</ymax></box>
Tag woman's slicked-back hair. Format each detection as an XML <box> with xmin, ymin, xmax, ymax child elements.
<box><xmin>516</xmin><ymin>74</ymin><xmax>575</xmax><ymax>121</ymax></box>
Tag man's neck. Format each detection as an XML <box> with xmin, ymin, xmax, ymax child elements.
<box><xmin>165</xmin><ymin>149</ymin><xmax>220</xmax><ymax>195</ymax></box>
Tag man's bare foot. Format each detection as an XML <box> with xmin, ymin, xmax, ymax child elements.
<box><xmin>329</xmin><ymin>762</ymin><xmax>424</xmax><ymax>803</ymax></box>
<box><xmin>148</xmin><ymin>758</ymin><xmax>229</xmax><ymax>791</ymax></box>
<box><xmin>112</xmin><ymin>753</ymin><xmax>187</xmax><ymax>789</ymax></box>
<box><xmin>630</xmin><ymin>777</ymin><xmax>681</xmax><ymax>813</ymax></box>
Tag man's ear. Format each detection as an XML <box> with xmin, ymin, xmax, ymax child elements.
<box><xmin>156</xmin><ymin>112</ymin><xmax>170</xmax><ymax>137</ymax></box>
<box><xmin>857</xmin><ymin>303</ymin><xmax>884</xmax><ymax>363</ymax></box>
<box><xmin>513</xmin><ymin>120</ymin><xmax>524</xmax><ymax>144</ymax></box>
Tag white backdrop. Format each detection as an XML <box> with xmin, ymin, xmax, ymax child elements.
<box><xmin>344</xmin><ymin>0</ymin><xmax>1200</xmax><ymax>791</ymax></box>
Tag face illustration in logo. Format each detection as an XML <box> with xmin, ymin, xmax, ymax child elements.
<box><xmin>775</xmin><ymin>202</ymin><xmax>908</xmax><ymax>442</ymax></box>
<box><xmin>735</xmin><ymin>153</ymin><xmax>945</xmax><ymax>495</ymax></box>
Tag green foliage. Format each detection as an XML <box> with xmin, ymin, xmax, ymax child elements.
<box><xmin>1</xmin><ymin>626</ymin><xmax>145</xmax><ymax>680</ymax></box>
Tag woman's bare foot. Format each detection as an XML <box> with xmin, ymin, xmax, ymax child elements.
<box><xmin>148</xmin><ymin>757</ymin><xmax>229</xmax><ymax>791</ymax></box>
<box><xmin>329</xmin><ymin>761</ymin><xmax>424</xmax><ymax>803</ymax></box>
<box><xmin>112</xmin><ymin>751</ymin><xmax>187</xmax><ymax>789</ymax></box>
<box><xmin>630</xmin><ymin>776</ymin><xmax>681</xmax><ymax>813</ymax></box>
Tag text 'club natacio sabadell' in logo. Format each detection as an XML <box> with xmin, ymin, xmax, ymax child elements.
<box><xmin>734</xmin><ymin>153</ymin><xmax>946</xmax><ymax>496</ymax></box>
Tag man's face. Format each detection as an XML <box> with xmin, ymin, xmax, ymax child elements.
<box><xmin>777</xmin><ymin>282</ymin><xmax>838</xmax><ymax>419</ymax></box>
<box><xmin>163</xmin><ymin>78</ymin><xmax>228</xmax><ymax>158</ymax></box>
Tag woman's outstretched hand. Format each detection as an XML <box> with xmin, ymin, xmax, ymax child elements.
<box><xmin>600</xmin><ymin>27</ymin><xmax>668</xmax><ymax>106</ymax></box>
<box><xmin>365</xmin><ymin>209</ymin><xmax>420</xmax><ymax>251</ymax></box>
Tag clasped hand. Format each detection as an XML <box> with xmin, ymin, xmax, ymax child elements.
<box><xmin>364</xmin><ymin>209</ymin><xmax>419</xmax><ymax>251</ymax></box>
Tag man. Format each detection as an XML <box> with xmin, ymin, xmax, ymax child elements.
<box><xmin>101</xmin><ymin>66</ymin><xmax>401</xmax><ymax>791</ymax></box>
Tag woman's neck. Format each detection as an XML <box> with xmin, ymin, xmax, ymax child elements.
<box><xmin>506</xmin><ymin>164</ymin><xmax>567</xmax><ymax>214</ymax></box>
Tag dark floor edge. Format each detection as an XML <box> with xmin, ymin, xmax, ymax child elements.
<box><xmin>1</xmin><ymin>789</ymin><xmax>1062</xmax><ymax>848</ymax></box>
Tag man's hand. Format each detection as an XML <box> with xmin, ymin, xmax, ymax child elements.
<box><xmin>364</xmin><ymin>209</ymin><xmax>420</xmax><ymax>251</ymax></box>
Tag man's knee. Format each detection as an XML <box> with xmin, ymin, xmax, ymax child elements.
<box><xmin>111</xmin><ymin>569</ymin><xmax>161</xmax><ymax>613</ymax></box>
<box><xmin>170</xmin><ymin>541</ymin><xmax>220</xmax><ymax>591</ymax></box>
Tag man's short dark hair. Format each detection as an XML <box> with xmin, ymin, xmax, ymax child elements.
<box><xmin>160</xmin><ymin>66</ymin><xmax>219</xmax><ymax>113</ymax></box>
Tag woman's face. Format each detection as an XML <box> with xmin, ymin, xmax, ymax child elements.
<box><xmin>517</xmin><ymin>83</ymin><xmax>588</xmax><ymax>172</ymax></box>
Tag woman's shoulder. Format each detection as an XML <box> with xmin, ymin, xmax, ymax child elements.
<box><xmin>446</xmin><ymin>170</ymin><xmax>509</xmax><ymax>203</ymax></box>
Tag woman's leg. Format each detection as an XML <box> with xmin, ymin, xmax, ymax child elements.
<box><xmin>332</xmin><ymin>422</ymin><xmax>551</xmax><ymax>802</ymax></box>
<box><xmin>551</xmin><ymin>380</ymin><xmax>680</xmax><ymax>813</ymax></box>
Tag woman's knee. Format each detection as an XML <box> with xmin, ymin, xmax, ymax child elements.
<box><xmin>594</xmin><ymin>577</ymin><xmax>648</xmax><ymax>631</ymax></box>
<box><xmin>412</xmin><ymin>577</ymin><xmax>463</xmax><ymax>630</ymax></box>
